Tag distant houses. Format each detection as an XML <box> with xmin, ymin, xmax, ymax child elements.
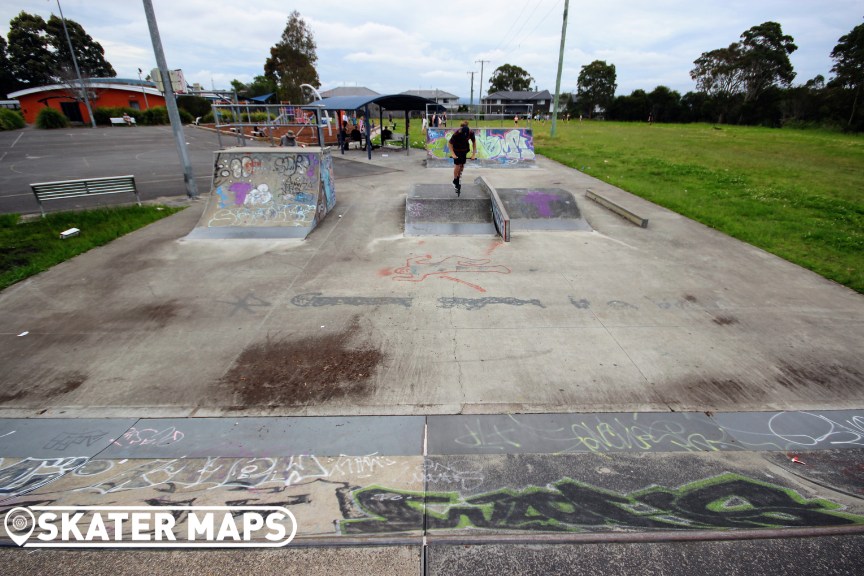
<box><xmin>320</xmin><ymin>86</ymin><xmax>381</xmax><ymax>98</ymax></box>
<box><xmin>481</xmin><ymin>90</ymin><xmax>553</xmax><ymax>115</ymax></box>
<box><xmin>400</xmin><ymin>90</ymin><xmax>459</xmax><ymax>111</ymax></box>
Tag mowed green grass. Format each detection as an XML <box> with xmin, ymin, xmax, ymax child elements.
<box><xmin>0</xmin><ymin>206</ymin><xmax>184</xmax><ymax>291</ymax></box>
<box><xmin>531</xmin><ymin>122</ymin><xmax>864</xmax><ymax>294</ymax></box>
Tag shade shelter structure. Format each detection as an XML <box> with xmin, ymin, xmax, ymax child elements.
<box><xmin>304</xmin><ymin>94</ymin><xmax>444</xmax><ymax>160</ymax></box>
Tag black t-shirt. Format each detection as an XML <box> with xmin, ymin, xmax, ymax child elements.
<box><xmin>449</xmin><ymin>130</ymin><xmax>475</xmax><ymax>153</ymax></box>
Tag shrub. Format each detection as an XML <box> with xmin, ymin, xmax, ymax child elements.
<box><xmin>178</xmin><ymin>109</ymin><xmax>194</xmax><ymax>124</ymax></box>
<box><xmin>0</xmin><ymin>108</ymin><xmax>25</xmax><ymax>130</ymax></box>
<box><xmin>35</xmin><ymin>107</ymin><xmax>70</xmax><ymax>129</ymax></box>
<box><xmin>177</xmin><ymin>95</ymin><xmax>211</xmax><ymax>118</ymax></box>
<box><xmin>141</xmin><ymin>106</ymin><xmax>168</xmax><ymax>125</ymax></box>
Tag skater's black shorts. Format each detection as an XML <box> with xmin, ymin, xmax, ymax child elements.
<box><xmin>453</xmin><ymin>153</ymin><xmax>467</xmax><ymax>165</ymax></box>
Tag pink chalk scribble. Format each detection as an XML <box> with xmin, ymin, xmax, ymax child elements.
<box><xmin>388</xmin><ymin>254</ymin><xmax>511</xmax><ymax>293</ymax></box>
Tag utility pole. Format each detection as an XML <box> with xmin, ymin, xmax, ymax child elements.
<box><xmin>550</xmin><ymin>0</ymin><xmax>569</xmax><ymax>138</ymax></box>
<box><xmin>142</xmin><ymin>0</ymin><xmax>198</xmax><ymax>198</ymax></box>
<box><xmin>475</xmin><ymin>59</ymin><xmax>489</xmax><ymax>116</ymax></box>
<box><xmin>56</xmin><ymin>0</ymin><xmax>96</xmax><ymax>128</ymax></box>
<box><xmin>467</xmin><ymin>71</ymin><xmax>476</xmax><ymax>113</ymax></box>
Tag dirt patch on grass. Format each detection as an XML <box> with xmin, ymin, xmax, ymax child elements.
<box><xmin>223</xmin><ymin>316</ymin><xmax>383</xmax><ymax>407</ymax></box>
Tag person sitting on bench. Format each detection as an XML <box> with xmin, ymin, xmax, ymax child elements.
<box><xmin>350</xmin><ymin>126</ymin><xmax>363</xmax><ymax>148</ymax></box>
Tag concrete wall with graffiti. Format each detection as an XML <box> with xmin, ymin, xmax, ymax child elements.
<box><xmin>2</xmin><ymin>412</ymin><xmax>864</xmax><ymax>545</ymax></box>
<box><xmin>426</xmin><ymin>128</ymin><xmax>535</xmax><ymax>168</ymax></box>
<box><xmin>188</xmin><ymin>146</ymin><xmax>335</xmax><ymax>239</ymax></box>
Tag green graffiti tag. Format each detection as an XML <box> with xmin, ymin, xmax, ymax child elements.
<box><xmin>340</xmin><ymin>473</ymin><xmax>864</xmax><ymax>534</ymax></box>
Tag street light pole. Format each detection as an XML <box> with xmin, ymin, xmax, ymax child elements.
<box><xmin>137</xmin><ymin>68</ymin><xmax>150</xmax><ymax>109</ymax></box>
<box><xmin>56</xmin><ymin>0</ymin><xmax>96</xmax><ymax>128</ymax></box>
<box><xmin>142</xmin><ymin>0</ymin><xmax>197</xmax><ymax>198</ymax></box>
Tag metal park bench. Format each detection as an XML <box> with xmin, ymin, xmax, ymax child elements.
<box><xmin>110</xmin><ymin>116</ymin><xmax>136</xmax><ymax>126</ymax></box>
<box><xmin>30</xmin><ymin>175</ymin><xmax>140</xmax><ymax>217</ymax></box>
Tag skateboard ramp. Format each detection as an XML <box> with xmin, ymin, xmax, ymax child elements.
<box><xmin>497</xmin><ymin>188</ymin><xmax>592</xmax><ymax>231</ymax></box>
<box><xmin>187</xmin><ymin>146</ymin><xmax>335</xmax><ymax>239</ymax></box>
<box><xmin>405</xmin><ymin>183</ymin><xmax>496</xmax><ymax>236</ymax></box>
<box><xmin>405</xmin><ymin>181</ymin><xmax>591</xmax><ymax>238</ymax></box>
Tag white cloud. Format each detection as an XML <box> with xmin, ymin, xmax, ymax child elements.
<box><xmin>1</xmin><ymin>0</ymin><xmax>860</xmax><ymax>97</ymax></box>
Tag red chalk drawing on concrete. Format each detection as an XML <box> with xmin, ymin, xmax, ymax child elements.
<box><xmin>386</xmin><ymin>254</ymin><xmax>511</xmax><ymax>293</ymax></box>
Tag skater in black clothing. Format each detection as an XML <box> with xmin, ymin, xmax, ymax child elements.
<box><xmin>447</xmin><ymin>121</ymin><xmax>476</xmax><ymax>196</ymax></box>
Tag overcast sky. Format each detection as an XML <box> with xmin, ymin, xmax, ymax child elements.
<box><xmin>2</xmin><ymin>0</ymin><xmax>861</xmax><ymax>99</ymax></box>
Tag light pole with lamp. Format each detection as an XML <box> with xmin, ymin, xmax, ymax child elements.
<box><xmin>137</xmin><ymin>68</ymin><xmax>150</xmax><ymax>109</ymax></box>
<box><xmin>56</xmin><ymin>0</ymin><xmax>96</xmax><ymax>128</ymax></box>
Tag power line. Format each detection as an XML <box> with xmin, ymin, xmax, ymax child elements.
<box><xmin>499</xmin><ymin>0</ymin><xmax>563</xmax><ymax>61</ymax></box>
<box><xmin>489</xmin><ymin>3</ymin><xmax>533</xmax><ymax>55</ymax></box>
<box><xmin>506</xmin><ymin>0</ymin><xmax>552</xmax><ymax>53</ymax></box>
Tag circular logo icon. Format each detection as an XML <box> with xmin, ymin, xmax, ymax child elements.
<box><xmin>4</xmin><ymin>507</ymin><xmax>36</xmax><ymax>546</ymax></box>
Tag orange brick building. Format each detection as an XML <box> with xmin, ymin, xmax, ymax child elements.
<box><xmin>8</xmin><ymin>79</ymin><xmax>165</xmax><ymax>124</ymax></box>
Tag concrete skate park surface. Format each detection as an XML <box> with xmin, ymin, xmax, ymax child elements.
<box><xmin>1</xmin><ymin>127</ymin><xmax>863</xmax><ymax>572</ymax></box>
<box><xmin>0</xmin><ymin>143</ymin><xmax>860</xmax><ymax>417</ymax></box>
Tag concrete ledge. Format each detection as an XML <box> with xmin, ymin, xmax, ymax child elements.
<box><xmin>586</xmin><ymin>188</ymin><xmax>648</xmax><ymax>228</ymax></box>
<box><xmin>475</xmin><ymin>176</ymin><xmax>510</xmax><ymax>242</ymax></box>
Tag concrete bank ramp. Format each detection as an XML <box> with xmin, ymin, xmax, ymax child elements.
<box><xmin>187</xmin><ymin>146</ymin><xmax>335</xmax><ymax>239</ymax></box>
<box><xmin>498</xmin><ymin>187</ymin><xmax>592</xmax><ymax>232</ymax></box>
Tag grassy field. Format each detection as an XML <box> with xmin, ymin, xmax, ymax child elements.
<box><xmin>532</xmin><ymin>122</ymin><xmax>863</xmax><ymax>293</ymax></box>
<box><xmin>407</xmin><ymin>119</ymin><xmax>863</xmax><ymax>294</ymax></box>
<box><xmin>0</xmin><ymin>206</ymin><xmax>184</xmax><ymax>291</ymax></box>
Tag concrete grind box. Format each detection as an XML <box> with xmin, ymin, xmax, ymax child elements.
<box><xmin>187</xmin><ymin>146</ymin><xmax>336</xmax><ymax>239</ymax></box>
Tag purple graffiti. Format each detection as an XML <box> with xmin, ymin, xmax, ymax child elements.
<box><xmin>229</xmin><ymin>182</ymin><xmax>253</xmax><ymax>205</ymax></box>
<box><xmin>524</xmin><ymin>191</ymin><xmax>559</xmax><ymax>217</ymax></box>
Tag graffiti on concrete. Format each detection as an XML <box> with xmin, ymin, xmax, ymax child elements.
<box><xmin>716</xmin><ymin>411</ymin><xmax>864</xmax><ymax>451</ymax></box>
<box><xmin>207</xmin><ymin>150</ymin><xmax>332</xmax><ymax>228</ymax></box>
<box><xmin>340</xmin><ymin>473</ymin><xmax>864</xmax><ymax>534</ymax></box>
<box><xmin>0</xmin><ymin>457</ymin><xmax>89</xmax><ymax>498</ymax></box>
<box><xmin>43</xmin><ymin>430</ymin><xmax>110</xmax><ymax>452</ymax></box>
<box><xmin>111</xmin><ymin>426</ymin><xmax>185</xmax><ymax>449</ymax></box>
<box><xmin>382</xmin><ymin>254</ymin><xmax>511</xmax><ymax>293</ymax></box>
<box><xmin>291</xmin><ymin>293</ymin><xmax>413</xmax><ymax>308</ymax></box>
<box><xmin>217</xmin><ymin>292</ymin><xmax>272</xmax><ymax>316</ymax></box>
<box><xmin>446</xmin><ymin>414</ymin><xmax>740</xmax><ymax>454</ymax></box>
<box><xmin>63</xmin><ymin>454</ymin><xmax>398</xmax><ymax>496</ymax></box>
<box><xmin>438</xmin><ymin>297</ymin><xmax>545</xmax><ymax>311</ymax></box>
<box><xmin>410</xmin><ymin>460</ymin><xmax>486</xmax><ymax>492</ymax></box>
<box><xmin>427</xmin><ymin>128</ymin><xmax>535</xmax><ymax>166</ymax></box>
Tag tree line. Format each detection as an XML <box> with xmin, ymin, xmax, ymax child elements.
<box><xmin>3</xmin><ymin>11</ymin><xmax>860</xmax><ymax>133</ymax></box>
<box><xmin>567</xmin><ymin>20</ymin><xmax>864</xmax><ymax>131</ymax></box>
<box><xmin>0</xmin><ymin>9</ymin><xmax>319</xmax><ymax>108</ymax></box>
<box><xmin>0</xmin><ymin>11</ymin><xmax>116</xmax><ymax>95</ymax></box>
